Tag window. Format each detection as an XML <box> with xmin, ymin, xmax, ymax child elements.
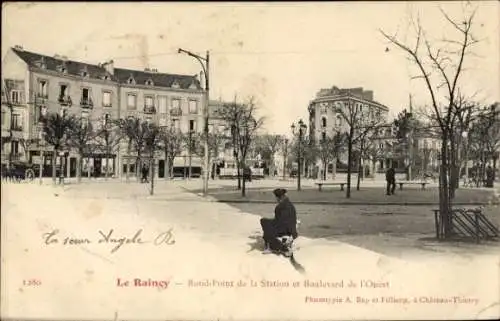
<box><xmin>38</xmin><ymin>80</ymin><xmax>47</xmax><ymax>98</ymax></box>
<box><xmin>59</xmin><ymin>84</ymin><xmax>68</xmax><ymax>100</ymax></box>
<box><xmin>10</xmin><ymin>91</ymin><xmax>21</xmax><ymax>104</ymax></box>
<box><xmin>145</xmin><ymin>95</ymin><xmax>154</xmax><ymax>108</ymax></box>
<box><xmin>189</xmin><ymin>119</ymin><xmax>196</xmax><ymax>132</ymax></box>
<box><xmin>172</xmin><ymin>98</ymin><xmax>180</xmax><ymax>110</ymax></box>
<box><xmin>81</xmin><ymin>88</ymin><xmax>90</xmax><ymax>101</ymax></box>
<box><xmin>321</xmin><ymin>132</ymin><xmax>326</xmax><ymax>141</ymax></box>
<box><xmin>11</xmin><ymin>114</ymin><xmax>21</xmax><ymax>129</ymax></box>
<box><xmin>1</xmin><ymin>111</ymin><xmax>5</xmax><ymax>127</ymax></box>
<box><xmin>103</xmin><ymin>91</ymin><xmax>112</xmax><ymax>107</ymax></box>
<box><xmin>336</xmin><ymin>115</ymin><xmax>342</xmax><ymax>127</ymax></box>
<box><xmin>11</xmin><ymin>141</ymin><xmax>19</xmax><ymax>155</ymax></box>
<box><xmin>189</xmin><ymin>100</ymin><xmax>198</xmax><ymax>114</ymax></box>
<box><xmin>172</xmin><ymin>119</ymin><xmax>180</xmax><ymax>131</ymax></box>
<box><xmin>127</xmin><ymin>93</ymin><xmax>137</xmax><ymax>109</ymax></box>
<box><xmin>321</xmin><ymin>117</ymin><xmax>327</xmax><ymax>128</ymax></box>
<box><xmin>158</xmin><ymin>96</ymin><xmax>168</xmax><ymax>113</ymax></box>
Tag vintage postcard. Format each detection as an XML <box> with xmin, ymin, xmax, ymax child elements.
<box><xmin>1</xmin><ymin>1</ymin><xmax>499</xmax><ymax>320</ymax></box>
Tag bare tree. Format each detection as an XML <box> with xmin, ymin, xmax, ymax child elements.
<box><xmin>336</xmin><ymin>101</ymin><xmax>385</xmax><ymax>198</ymax></box>
<box><xmin>68</xmin><ymin>117</ymin><xmax>96</xmax><ymax>183</ymax></box>
<box><xmin>95</xmin><ymin>118</ymin><xmax>122</xmax><ymax>180</ymax></box>
<box><xmin>159</xmin><ymin>126</ymin><xmax>184</xmax><ymax>179</ymax></box>
<box><xmin>317</xmin><ymin>133</ymin><xmax>346</xmax><ymax>181</ymax></box>
<box><xmin>381</xmin><ymin>5</ymin><xmax>480</xmax><ymax>238</ymax></box>
<box><xmin>42</xmin><ymin>112</ymin><xmax>77</xmax><ymax>184</ymax></box>
<box><xmin>253</xmin><ymin>134</ymin><xmax>282</xmax><ymax>177</ymax></box>
<box><xmin>144</xmin><ymin>122</ymin><xmax>162</xmax><ymax>195</ymax></box>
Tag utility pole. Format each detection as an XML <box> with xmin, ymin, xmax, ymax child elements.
<box><xmin>408</xmin><ymin>94</ymin><xmax>413</xmax><ymax>181</ymax></box>
<box><xmin>178</xmin><ymin>48</ymin><xmax>209</xmax><ymax>195</ymax></box>
<box><xmin>2</xmin><ymin>79</ymin><xmax>13</xmax><ymax>168</ymax></box>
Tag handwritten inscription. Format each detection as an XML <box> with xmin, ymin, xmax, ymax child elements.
<box><xmin>42</xmin><ymin>228</ymin><xmax>175</xmax><ymax>253</ymax></box>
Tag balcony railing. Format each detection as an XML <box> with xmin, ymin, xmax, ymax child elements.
<box><xmin>80</xmin><ymin>97</ymin><xmax>94</xmax><ymax>109</ymax></box>
<box><xmin>170</xmin><ymin>108</ymin><xmax>182</xmax><ymax>116</ymax></box>
<box><xmin>11</xmin><ymin>126</ymin><xmax>23</xmax><ymax>132</ymax></box>
<box><xmin>144</xmin><ymin>105</ymin><xmax>156</xmax><ymax>114</ymax></box>
<box><xmin>36</xmin><ymin>93</ymin><xmax>48</xmax><ymax>99</ymax></box>
<box><xmin>58</xmin><ymin>95</ymin><xmax>72</xmax><ymax>106</ymax></box>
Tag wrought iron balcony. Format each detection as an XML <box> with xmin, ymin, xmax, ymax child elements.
<box><xmin>80</xmin><ymin>97</ymin><xmax>94</xmax><ymax>109</ymax></box>
<box><xmin>170</xmin><ymin>108</ymin><xmax>182</xmax><ymax>116</ymax></box>
<box><xmin>36</xmin><ymin>93</ymin><xmax>48</xmax><ymax>99</ymax></box>
<box><xmin>144</xmin><ymin>105</ymin><xmax>156</xmax><ymax>114</ymax></box>
<box><xmin>58</xmin><ymin>95</ymin><xmax>72</xmax><ymax>106</ymax></box>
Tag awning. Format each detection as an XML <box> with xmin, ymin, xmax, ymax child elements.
<box><xmin>172</xmin><ymin>156</ymin><xmax>203</xmax><ymax>167</ymax></box>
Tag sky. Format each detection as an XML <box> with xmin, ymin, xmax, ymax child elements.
<box><xmin>2</xmin><ymin>1</ymin><xmax>499</xmax><ymax>134</ymax></box>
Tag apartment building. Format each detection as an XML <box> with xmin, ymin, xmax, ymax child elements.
<box><xmin>1</xmin><ymin>45</ymin><xmax>204</xmax><ymax>178</ymax></box>
<box><xmin>307</xmin><ymin>86</ymin><xmax>390</xmax><ymax>178</ymax></box>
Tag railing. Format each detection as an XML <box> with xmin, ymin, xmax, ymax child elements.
<box><xmin>433</xmin><ymin>207</ymin><xmax>499</xmax><ymax>242</ymax></box>
<box><xmin>36</xmin><ymin>93</ymin><xmax>48</xmax><ymax>99</ymax></box>
<box><xmin>11</xmin><ymin>126</ymin><xmax>23</xmax><ymax>132</ymax></box>
<box><xmin>80</xmin><ymin>98</ymin><xmax>94</xmax><ymax>109</ymax></box>
<box><xmin>144</xmin><ymin>105</ymin><xmax>156</xmax><ymax>114</ymax></box>
<box><xmin>58</xmin><ymin>95</ymin><xmax>72</xmax><ymax>106</ymax></box>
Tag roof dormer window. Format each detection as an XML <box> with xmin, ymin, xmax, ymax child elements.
<box><xmin>171</xmin><ymin>80</ymin><xmax>180</xmax><ymax>89</ymax></box>
<box><xmin>127</xmin><ymin>75</ymin><xmax>136</xmax><ymax>85</ymax></box>
<box><xmin>81</xmin><ymin>67</ymin><xmax>89</xmax><ymax>78</ymax></box>
<box><xmin>145</xmin><ymin>79</ymin><xmax>154</xmax><ymax>86</ymax></box>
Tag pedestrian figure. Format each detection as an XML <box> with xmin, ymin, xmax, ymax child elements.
<box><xmin>260</xmin><ymin>188</ymin><xmax>298</xmax><ymax>255</ymax></box>
<box><xmin>141</xmin><ymin>164</ymin><xmax>149</xmax><ymax>183</ymax></box>
<box><xmin>486</xmin><ymin>165</ymin><xmax>494</xmax><ymax>188</ymax></box>
<box><xmin>386</xmin><ymin>165</ymin><xmax>396</xmax><ymax>195</ymax></box>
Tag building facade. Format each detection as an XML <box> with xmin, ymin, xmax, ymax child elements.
<box><xmin>307</xmin><ymin>86</ymin><xmax>390</xmax><ymax>179</ymax></box>
<box><xmin>1</xmin><ymin>46</ymin><xmax>204</xmax><ymax>178</ymax></box>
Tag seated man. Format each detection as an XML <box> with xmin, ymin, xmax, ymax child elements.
<box><xmin>260</xmin><ymin>188</ymin><xmax>298</xmax><ymax>255</ymax></box>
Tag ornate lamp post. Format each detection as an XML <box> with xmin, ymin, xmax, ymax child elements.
<box><xmin>282</xmin><ymin>136</ymin><xmax>289</xmax><ymax>180</ymax></box>
<box><xmin>462</xmin><ymin>131</ymin><xmax>468</xmax><ymax>184</ymax></box>
<box><xmin>178</xmin><ymin>48</ymin><xmax>210</xmax><ymax>195</ymax></box>
<box><xmin>291</xmin><ymin>119</ymin><xmax>307</xmax><ymax>191</ymax></box>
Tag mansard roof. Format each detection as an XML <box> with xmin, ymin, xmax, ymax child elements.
<box><xmin>11</xmin><ymin>47</ymin><xmax>201</xmax><ymax>90</ymax></box>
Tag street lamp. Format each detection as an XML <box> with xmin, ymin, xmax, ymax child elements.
<box><xmin>282</xmin><ymin>136</ymin><xmax>289</xmax><ymax>180</ymax></box>
<box><xmin>462</xmin><ymin>131</ymin><xmax>469</xmax><ymax>183</ymax></box>
<box><xmin>291</xmin><ymin>119</ymin><xmax>307</xmax><ymax>191</ymax></box>
<box><xmin>178</xmin><ymin>48</ymin><xmax>210</xmax><ymax>195</ymax></box>
<box><xmin>38</xmin><ymin>130</ymin><xmax>45</xmax><ymax>185</ymax></box>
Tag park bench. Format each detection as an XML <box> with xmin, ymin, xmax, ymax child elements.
<box><xmin>315</xmin><ymin>182</ymin><xmax>347</xmax><ymax>191</ymax></box>
<box><xmin>432</xmin><ymin>207</ymin><xmax>499</xmax><ymax>242</ymax></box>
<box><xmin>397</xmin><ymin>181</ymin><xmax>428</xmax><ymax>190</ymax></box>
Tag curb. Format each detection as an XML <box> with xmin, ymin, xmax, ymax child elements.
<box><xmin>211</xmin><ymin>199</ymin><xmax>500</xmax><ymax>206</ymax></box>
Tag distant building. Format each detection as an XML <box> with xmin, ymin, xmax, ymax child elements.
<box><xmin>1</xmin><ymin>45</ymin><xmax>204</xmax><ymax>178</ymax></box>
<box><xmin>307</xmin><ymin>86</ymin><xmax>390</xmax><ymax>179</ymax></box>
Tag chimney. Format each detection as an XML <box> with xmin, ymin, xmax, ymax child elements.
<box><xmin>102</xmin><ymin>60</ymin><xmax>114</xmax><ymax>75</ymax></box>
<box><xmin>14</xmin><ymin>45</ymin><xmax>24</xmax><ymax>51</ymax></box>
<box><xmin>145</xmin><ymin>68</ymin><xmax>151</xmax><ymax>72</ymax></box>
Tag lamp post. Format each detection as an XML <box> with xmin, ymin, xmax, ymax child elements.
<box><xmin>38</xmin><ymin>130</ymin><xmax>45</xmax><ymax>185</ymax></box>
<box><xmin>291</xmin><ymin>119</ymin><xmax>307</xmax><ymax>191</ymax></box>
<box><xmin>282</xmin><ymin>136</ymin><xmax>288</xmax><ymax>180</ymax></box>
<box><xmin>178</xmin><ymin>48</ymin><xmax>209</xmax><ymax>196</ymax></box>
<box><xmin>462</xmin><ymin>131</ymin><xmax>468</xmax><ymax>184</ymax></box>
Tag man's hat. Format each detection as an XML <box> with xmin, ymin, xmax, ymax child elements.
<box><xmin>273</xmin><ymin>188</ymin><xmax>287</xmax><ymax>198</ymax></box>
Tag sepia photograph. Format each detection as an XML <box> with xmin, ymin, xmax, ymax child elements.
<box><xmin>1</xmin><ymin>1</ymin><xmax>499</xmax><ymax>320</ymax></box>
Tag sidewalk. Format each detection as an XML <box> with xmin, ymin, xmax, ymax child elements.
<box><xmin>1</xmin><ymin>183</ymin><xmax>498</xmax><ymax>319</ymax></box>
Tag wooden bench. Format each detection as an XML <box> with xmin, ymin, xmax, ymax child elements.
<box><xmin>397</xmin><ymin>181</ymin><xmax>428</xmax><ymax>190</ymax></box>
<box><xmin>315</xmin><ymin>182</ymin><xmax>347</xmax><ymax>191</ymax></box>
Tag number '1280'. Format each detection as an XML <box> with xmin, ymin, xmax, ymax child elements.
<box><xmin>23</xmin><ymin>279</ymin><xmax>41</xmax><ymax>286</ymax></box>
